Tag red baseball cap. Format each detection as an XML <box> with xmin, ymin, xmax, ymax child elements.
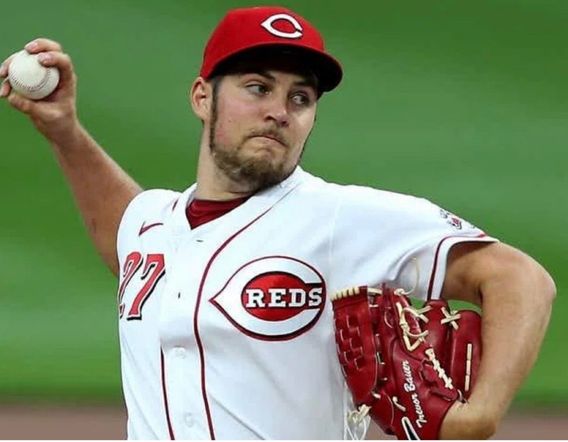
<box><xmin>200</xmin><ymin>6</ymin><xmax>343</xmax><ymax>93</ymax></box>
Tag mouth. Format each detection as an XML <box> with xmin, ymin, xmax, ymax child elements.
<box><xmin>250</xmin><ymin>134</ymin><xmax>286</xmax><ymax>147</ymax></box>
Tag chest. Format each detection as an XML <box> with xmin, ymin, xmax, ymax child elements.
<box><xmin>118</xmin><ymin>213</ymin><xmax>333</xmax><ymax>352</ymax></box>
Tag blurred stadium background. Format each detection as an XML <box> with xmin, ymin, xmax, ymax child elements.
<box><xmin>1</xmin><ymin>0</ymin><xmax>566</xmax><ymax>438</ymax></box>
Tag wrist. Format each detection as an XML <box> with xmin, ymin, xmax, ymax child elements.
<box><xmin>440</xmin><ymin>401</ymin><xmax>497</xmax><ymax>440</ymax></box>
<box><xmin>47</xmin><ymin>119</ymin><xmax>86</xmax><ymax>152</ymax></box>
<box><xmin>34</xmin><ymin>107</ymin><xmax>80</xmax><ymax>144</ymax></box>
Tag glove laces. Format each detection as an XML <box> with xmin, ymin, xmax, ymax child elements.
<box><xmin>346</xmin><ymin>405</ymin><xmax>370</xmax><ymax>440</ymax></box>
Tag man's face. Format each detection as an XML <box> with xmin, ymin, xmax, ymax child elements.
<box><xmin>207</xmin><ymin>62</ymin><xmax>318</xmax><ymax>192</ymax></box>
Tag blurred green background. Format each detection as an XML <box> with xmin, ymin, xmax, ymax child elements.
<box><xmin>0</xmin><ymin>0</ymin><xmax>566</xmax><ymax>410</ymax></box>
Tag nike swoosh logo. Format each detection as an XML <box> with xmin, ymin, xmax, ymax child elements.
<box><xmin>138</xmin><ymin>221</ymin><xmax>164</xmax><ymax>236</ymax></box>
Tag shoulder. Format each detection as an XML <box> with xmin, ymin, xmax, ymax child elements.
<box><xmin>118</xmin><ymin>189</ymin><xmax>181</xmax><ymax>236</ymax></box>
<box><xmin>116</xmin><ymin>188</ymin><xmax>182</xmax><ymax>256</ymax></box>
<box><xmin>292</xmin><ymin>170</ymin><xmax>342</xmax><ymax>199</ymax></box>
<box><xmin>313</xmin><ymin>174</ymin><xmax>436</xmax><ymax>217</ymax></box>
<box><xmin>292</xmin><ymin>169</ymin><xmax>438</xmax><ymax>219</ymax></box>
<box><xmin>122</xmin><ymin>188</ymin><xmax>181</xmax><ymax>220</ymax></box>
<box><xmin>294</xmin><ymin>169</ymin><xmax>406</xmax><ymax>201</ymax></box>
<box><xmin>339</xmin><ymin>183</ymin><xmax>431</xmax><ymax>212</ymax></box>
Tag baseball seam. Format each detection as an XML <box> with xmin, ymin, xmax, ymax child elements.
<box><xmin>9</xmin><ymin>68</ymin><xmax>53</xmax><ymax>93</ymax></box>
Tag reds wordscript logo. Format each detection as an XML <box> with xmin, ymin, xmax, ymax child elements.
<box><xmin>210</xmin><ymin>256</ymin><xmax>326</xmax><ymax>340</ymax></box>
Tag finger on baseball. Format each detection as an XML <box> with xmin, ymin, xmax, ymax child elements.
<box><xmin>0</xmin><ymin>79</ymin><xmax>12</xmax><ymax>98</ymax></box>
<box><xmin>25</xmin><ymin>38</ymin><xmax>63</xmax><ymax>54</ymax></box>
<box><xmin>7</xmin><ymin>92</ymin><xmax>37</xmax><ymax>114</ymax></box>
<box><xmin>38</xmin><ymin>51</ymin><xmax>74</xmax><ymax>83</ymax></box>
<box><xmin>0</xmin><ymin>54</ymin><xmax>16</xmax><ymax>78</ymax></box>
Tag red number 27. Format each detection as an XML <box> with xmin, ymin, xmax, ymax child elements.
<box><xmin>118</xmin><ymin>252</ymin><xmax>166</xmax><ymax>320</ymax></box>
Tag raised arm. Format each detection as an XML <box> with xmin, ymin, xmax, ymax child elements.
<box><xmin>439</xmin><ymin>241</ymin><xmax>555</xmax><ymax>439</ymax></box>
<box><xmin>0</xmin><ymin>38</ymin><xmax>142</xmax><ymax>276</ymax></box>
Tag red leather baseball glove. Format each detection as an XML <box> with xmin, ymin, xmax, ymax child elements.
<box><xmin>332</xmin><ymin>285</ymin><xmax>481</xmax><ymax>440</ymax></box>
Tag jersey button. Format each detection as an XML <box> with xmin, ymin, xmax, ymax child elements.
<box><xmin>184</xmin><ymin>413</ymin><xmax>194</xmax><ymax>427</ymax></box>
<box><xmin>174</xmin><ymin>347</ymin><xmax>187</xmax><ymax>359</ymax></box>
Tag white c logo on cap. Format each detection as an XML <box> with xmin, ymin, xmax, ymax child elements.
<box><xmin>261</xmin><ymin>13</ymin><xmax>303</xmax><ymax>39</ymax></box>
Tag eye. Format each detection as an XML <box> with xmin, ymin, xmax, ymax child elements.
<box><xmin>291</xmin><ymin>92</ymin><xmax>312</xmax><ymax>107</ymax></box>
<box><xmin>246</xmin><ymin>83</ymin><xmax>269</xmax><ymax>95</ymax></box>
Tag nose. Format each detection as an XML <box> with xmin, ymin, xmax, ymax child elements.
<box><xmin>264</xmin><ymin>95</ymin><xmax>290</xmax><ymax>128</ymax></box>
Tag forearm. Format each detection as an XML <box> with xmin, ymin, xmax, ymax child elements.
<box><xmin>468</xmin><ymin>253</ymin><xmax>555</xmax><ymax>425</ymax></box>
<box><xmin>2</xmin><ymin>40</ymin><xmax>143</xmax><ymax>276</ymax></box>
<box><xmin>49</xmin><ymin>122</ymin><xmax>142</xmax><ymax>275</ymax></box>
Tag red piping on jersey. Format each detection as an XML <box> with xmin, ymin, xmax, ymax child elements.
<box><xmin>139</xmin><ymin>222</ymin><xmax>165</xmax><ymax>236</ymax></box>
<box><xmin>161</xmin><ymin>350</ymin><xmax>176</xmax><ymax>440</ymax></box>
<box><xmin>426</xmin><ymin>233</ymin><xmax>487</xmax><ymax>300</ymax></box>
<box><xmin>193</xmin><ymin>205</ymin><xmax>282</xmax><ymax>439</ymax></box>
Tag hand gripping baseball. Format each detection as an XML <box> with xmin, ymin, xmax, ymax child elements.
<box><xmin>0</xmin><ymin>38</ymin><xmax>78</xmax><ymax>141</ymax></box>
<box><xmin>332</xmin><ymin>285</ymin><xmax>481</xmax><ymax>440</ymax></box>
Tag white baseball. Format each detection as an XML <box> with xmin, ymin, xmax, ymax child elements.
<box><xmin>8</xmin><ymin>50</ymin><xmax>60</xmax><ymax>100</ymax></box>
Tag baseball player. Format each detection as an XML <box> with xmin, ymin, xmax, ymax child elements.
<box><xmin>0</xmin><ymin>6</ymin><xmax>555</xmax><ymax>440</ymax></box>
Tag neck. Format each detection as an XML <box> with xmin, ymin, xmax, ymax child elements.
<box><xmin>195</xmin><ymin>142</ymin><xmax>256</xmax><ymax>201</ymax></box>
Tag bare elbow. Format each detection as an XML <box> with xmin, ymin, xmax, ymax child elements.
<box><xmin>518</xmin><ymin>252</ymin><xmax>556</xmax><ymax>312</ymax></box>
<box><xmin>539</xmin><ymin>266</ymin><xmax>556</xmax><ymax>305</ymax></box>
<box><xmin>521</xmin><ymin>248</ymin><xmax>557</xmax><ymax>304</ymax></box>
<box><xmin>484</xmin><ymin>244</ymin><xmax>556</xmax><ymax>311</ymax></box>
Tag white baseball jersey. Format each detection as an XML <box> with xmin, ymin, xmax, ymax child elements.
<box><xmin>116</xmin><ymin>167</ymin><xmax>496</xmax><ymax>440</ymax></box>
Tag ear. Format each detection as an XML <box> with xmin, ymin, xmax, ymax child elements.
<box><xmin>190</xmin><ymin>76</ymin><xmax>214</xmax><ymax>122</ymax></box>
